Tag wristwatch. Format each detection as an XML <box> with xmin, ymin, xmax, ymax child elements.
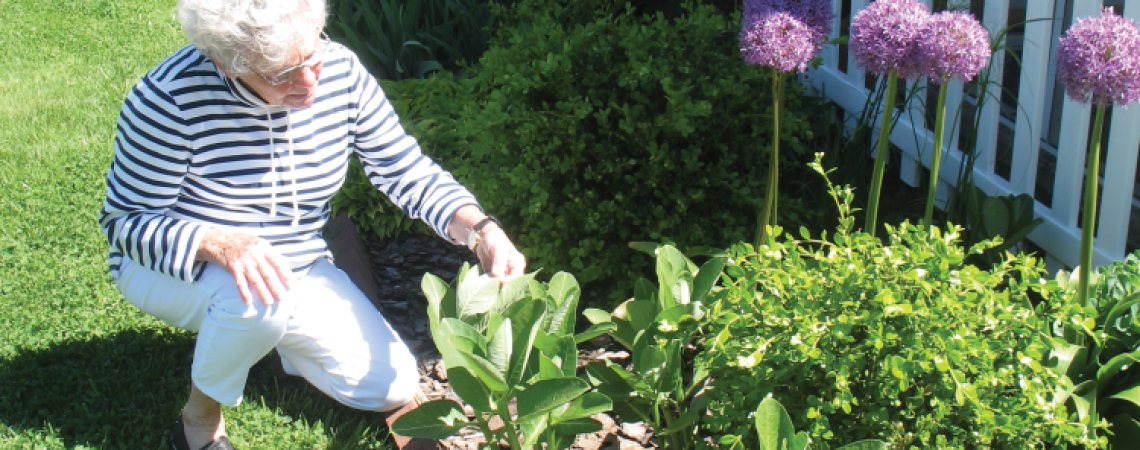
<box><xmin>466</xmin><ymin>216</ymin><xmax>502</xmax><ymax>252</ymax></box>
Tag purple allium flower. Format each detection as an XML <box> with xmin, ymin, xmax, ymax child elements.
<box><xmin>743</xmin><ymin>0</ymin><xmax>834</xmax><ymax>38</ymax></box>
<box><xmin>1056</xmin><ymin>7</ymin><xmax>1140</xmax><ymax>107</ymax></box>
<box><xmin>915</xmin><ymin>11</ymin><xmax>991</xmax><ymax>85</ymax></box>
<box><xmin>739</xmin><ymin>0</ymin><xmax>834</xmax><ymax>73</ymax></box>
<box><xmin>849</xmin><ymin>0</ymin><xmax>931</xmax><ymax>78</ymax></box>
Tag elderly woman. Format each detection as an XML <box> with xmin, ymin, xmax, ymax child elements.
<box><xmin>98</xmin><ymin>0</ymin><xmax>526</xmax><ymax>448</ymax></box>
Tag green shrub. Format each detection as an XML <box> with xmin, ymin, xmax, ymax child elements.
<box><xmin>351</xmin><ymin>2</ymin><xmax>819</xmax><ymax>305</ymax></box>
<box><xmin>326</xmin><ymin>0</ymin><xmax>498</xmax><ymax>81</ymax></box>
<box><xmin>696</xmin><ymin>159</ymin><xmax>1092</xmax><ymax>448</ymax></box>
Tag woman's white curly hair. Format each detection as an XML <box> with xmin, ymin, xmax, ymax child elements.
<box><xmin>177</xmin><ymin>0</ymin><xmax>327</xmax><ymax>77</ymax></box>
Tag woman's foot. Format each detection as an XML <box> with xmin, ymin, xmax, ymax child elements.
<box><xmin>182</xmin><ymin>384</ymin><xmax>227</xmax><ymax>449</ymax></box>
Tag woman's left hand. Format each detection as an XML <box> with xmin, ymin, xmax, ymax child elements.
<box><xmin>475</xmin><ymin>225</ymin><xmax>526</xmax><ymax>279</ymax></box>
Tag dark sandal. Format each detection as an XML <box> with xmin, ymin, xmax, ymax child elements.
<box><xmin>171</xmin><ymin>415</ymin><xmax>234</xmax><ymax>450</ymax></box>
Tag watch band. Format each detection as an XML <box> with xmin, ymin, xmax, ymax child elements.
<box><xmin>466</xmin><ymin>216</ymin><xmax>501</xmax><ymax>252</ymax></box>
<box><xmin>473</xmin><ymin>216</ymin><xmax>502</xmax><ymax>234</ymax></box>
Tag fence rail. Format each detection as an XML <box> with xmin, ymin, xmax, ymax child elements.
<box><xmin>809</xmin><ymin>0</ymin><xmax>1140</xmax><ymax>272</ymax></box>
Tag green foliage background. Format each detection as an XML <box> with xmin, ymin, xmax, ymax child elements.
<box><xmin>335</xmin><ymin>0</ymin><xmax>821</xmax><ymax>304</ymax></box>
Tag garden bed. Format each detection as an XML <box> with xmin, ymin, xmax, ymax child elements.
<box><xmin>364</xmin><ymin>233</ymin><xmax>658</xmax><ymax>450</ymax></box>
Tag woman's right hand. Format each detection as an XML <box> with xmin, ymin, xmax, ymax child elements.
<box><xmin>197</xmin><ymin>229</ymin><xmax>293</xmax><ymax>306</ymax></box>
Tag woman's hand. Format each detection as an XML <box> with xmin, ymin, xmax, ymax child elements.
<box><xmin>197</xmin><ymin>229</ymin><xmax>293</xmax><ymax>305</ymax></box>
<box><xmin>447</xmin><ymin>205</ymin><xmax>526</xmax><ymax>279</ymax></box>
<box><xmin>474</xmin><ymin>225</ymin><xmax>526</xmax><ymax>279</ymax></box>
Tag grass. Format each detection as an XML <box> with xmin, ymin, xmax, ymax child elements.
<box><xmin>0</xmin><ymin>0</ymin><xmax>397</xmax><ymax>448</ymax></box>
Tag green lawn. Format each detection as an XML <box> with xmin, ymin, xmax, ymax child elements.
<box><xmin>0</xmin><ymin>0</ymin><xmax>397</xmax><ymax>448</ymax></box>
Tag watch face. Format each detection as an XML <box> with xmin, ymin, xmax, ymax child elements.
<box><xmin>466</xmin><ymin>229</ymin><xmax>479</xmax><ymax>251</ymax></box>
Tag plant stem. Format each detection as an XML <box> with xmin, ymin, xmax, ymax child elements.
<box><xmin>1078</xmin><ymin>105</ymin><xmax>1107</xmax><ymax>305</ymax></box>
<box><xmin>924</xmin><ymin>80</ymin><xmax>950</xmax><ymax>228</ymax></box>
<box><xmin>497</xmin><ymin>402</ymin><xmax>523</xmax><ymax>450</ymax></box>
<box><xmin>474</xmin><ymin>413</ymin><xmax>497</xmax><ymax>450</ymax></box>
<box><xmin>866</xmin><ymin>70</ymin><xmax>898</xmax><ymax>237</ymax></box>
<box><xmin>756</xmin><ymin>71</ymin><xmax>784</xmax><ymax>247</ymax></box>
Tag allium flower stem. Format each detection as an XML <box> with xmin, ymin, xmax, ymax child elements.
<box><xmin>865</xmin><ymin>70</ymin><xmax>898</xmax><ymax>237</ymax></box>
<box><xmin>1078</xmin><ymin>105</ymin><xmax>1107</xmax><ymax>305</ymax></box>
<box><xmin>757</xmin><ymin>72</ymin><xmax>785</xmax><ymax>246</ymax></box>
<box><xmin>923</xmin><ymin>80</ymin><xmax>950</xmax><ymax>227</ymax></box>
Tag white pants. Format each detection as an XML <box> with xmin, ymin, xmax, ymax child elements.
<box><xmin>115</xmin><ymin>256</ymin><xmax>418</xmax><ymax>412</ymax></box>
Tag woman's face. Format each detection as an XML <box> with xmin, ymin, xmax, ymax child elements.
<box><xmin>237</xmin><ymin>33</ymin><xmax>326</xmax><ymax>109</ymax></box>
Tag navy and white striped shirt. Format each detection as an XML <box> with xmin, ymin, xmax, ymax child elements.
<box><xmin>99</xmin><ymin>42</ymin><xmax>477</xmax><ymax>282</ymax></box>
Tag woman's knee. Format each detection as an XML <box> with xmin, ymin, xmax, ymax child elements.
<box><xmin>328</xmin><ymin>345</ymin><xmax>420</xmax><ymax>412</ymax></box>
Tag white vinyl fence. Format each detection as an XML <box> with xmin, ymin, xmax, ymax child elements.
<box><xmin>808</xmin><ymin>0</ymin><xmax>1140</xmax><ymax>273</ymax></box>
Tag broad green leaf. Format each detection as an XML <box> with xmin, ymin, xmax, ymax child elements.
<box><xmin>553</xmin><ymin>392</ymin><xmax>612</xmax><ymax>423</ymax></box>
<box><xmin>790</xmin><ymin>432</ymin><xmax>809</xmax><ymax>450</ymax></box>
<box><xmin>456</xmin><ymin>272</ymin><xmax>500</xmax><ymax>321</ymax></box>
<box><xmin>661</xmin><ymin>385</ymin><xmax>713</xmax><ymax>435</ymax></box>
<box><xmin>1098</xmin><ymin>349</ymin><xmax>1140</xmax><ymax>384</ymax></box>
<box><xmin>537</xmin><ymin>352</ymin><xmax>563</xmax><ymax>381</ymax></box>
<box><xmin>446</xmin><ymin>366</ymin><xmax>493</xmax><ymax>412</ymax></box>
<box><xmin>1108</xmin><ymin>414</ymin><xmax>1140</xmax><ymax>449</ymax></box>
<box><xmin>835</xmin><ymin>440</ymin><xmax>889</xmax><ymax>450</ymax></box>
<box><xmin>585</xmin><ymin>362</ymin><xmax>636</xmax><ymax>400</ymax></box>
<box><xmin>692</xmin><ymin>257</ymin><xmax>726</xmax><ymax>305</ymax></box>
<box><xmin>671</xmin><ymin>277</ymin><xmax>692</xmax><ymax>308</ymax></box>
<box><xmin>1110</xmin><ymin>384</ymin><xmax>1140</xmax><ymax>409</ymax></box>
<box><xmin>515</xmin><ymin>378</ymin><xmax>591</xmax><ymax>422</ymax></box>
<box><xmin>505</xmin><ymin>298</ymin><xmax>548</xmax><ymax>388</ymax></box>
<box><xmin>550</xmin><ymin>418</ymin><xmax>603</xmax><ymax>435</ymax></box>
<box><xmin>518</xmin><ymin>413</ymin><xmax>550</xmax><ymax>448</ymax></box>
<box><xmin>628</xmin><ymin>241</ymin><xmax>661</xmax><ymax>255</ymax></box>
<box><xmin>442</xmin><ymin>318</ymin><xmax>487</xmax><ymax>356</ymax></box>
<box><xmin>657</xmin><ymin>246</ymin><xmax>689</xmax><ymax>310</ymax></box>
<box><xmin>575</xmin><ymin>322</ymin><xmax>618</xmax><ymax>344</ymax></box>
<box><xmin>1069</xmin><ymin>380</ymin><xmax>1098</xmax><ymax>423</ymax></box>
<box><xmin>656</xmin><ymin>341</ymin><xmax>682</xmax><ymax>394</ymax></box>
<box><xmin>611</xmin><ymin>398</ymin><xmax>652</xmax><ymax>423</ymax></box>
<box><xmin>546</xmin><ymin>272</ymin><xmax>581</xmax><ymax>336</ymax></box>
<box><xmin>534</xmin><ymin>332</ymin><xmax>577</xmax><ymax>376</ymax></box>
<box><xmin>1104</xmin><ymin>292</ymin><xmax>1140</xmax><ymax>335</ymax></box>
<box><xmin>638</xmin><ymin>345</ymin><xmax>668</xmax><ymax>391</ymax></box>
<box><xmin>634</xmin><ymin>278</ymin><xmax>656</xmax><ymax>304</ymax></box>
<box><xmin>493</xmin><ymin>271</ymin><xmax>538</xmax><ymax>314</ymax></box>
<box><xmin>625</xmin><ymin>300</ymin><xmax>658</xmax><ymax>335</ymax></box>
<box><xmin>421</xmin><ymin>273</ymin><xmax>449</xmax><ymax>320</ymax></box>
<box><xmin>390</xmin><ymin>399</ymin><xmax>469</xmax><ymax>439</ymax></box>
<box><xmin>460</xmin><ymin>351</ymin><xmax>507</xmax><ymax>393</ymax></box>
<box><xmin>583</xmin><ymin>308</ymin><xmax>612</xmax><ymax>324</ymax></box>
<box><xmin>487</xmin><ymin>318</ymin><xmax>513</xmax><ymax>374</ymax></box>
<box><xmin>755</xmin><ymin>397</ymin><xmax>797</xmax><ymax>450</ymax></box>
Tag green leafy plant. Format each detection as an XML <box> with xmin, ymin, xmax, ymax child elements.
<box><xmin>697</xmin><ymin>156</ymin><xmax>1091</xmax><ymax>448</ymax></box>
<box><xmin>1043</xmin><ymin>252</ymin><xmax>1140</xmax><ymax>447</ymax></box>
<box><xmin>390</xmin><ymin>264</ymin><xmax>616</xmax><ymax>449</ymax></box>
<box><xmin>367</xmin><ymin>1</ymin><xmax>818</xmax><ymax>305</ymax></box>
<box><xmin>580</xmin><ymin>244</ymin><xmax>725</xmax><ymax>450</ymax></box>
<box><xmin>327</xmin><ymin>0</ymin><xmax>497</xmax><ymax>81</ymax></box>
<box><xmin>724</xmin><ymin>397</ymin><xmax>886</xmax><ymax>450</ymax></box>
<box><xmin>959</xmin><ymin>185</ymin><xmax>1042</xmax><ymax>266</ymax></box>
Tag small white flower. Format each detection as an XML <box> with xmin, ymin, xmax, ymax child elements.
<box><xmin>915</xmin><ymin>268</ymin><xmax>927</xmax><ymax>278</ymax></box>
<box><xmin>738</xmin><ymin>355</ymin><xmax>757</xmax><ymax>368</ymax></box>
<box><xmin>1020</xmin><ymin>356</ymin><xmax>1033</xmax><ymax>365</ymax></box>
<box><xmin>790</xmin><ymin>335</ymin><xmax>803</xmax><ymax>345</ymax></box>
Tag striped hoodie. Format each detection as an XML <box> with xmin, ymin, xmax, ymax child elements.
<box><xmin>99</xmin><ymin>42</ymin><xmax>477</xmax><ymax>283</ymax></box>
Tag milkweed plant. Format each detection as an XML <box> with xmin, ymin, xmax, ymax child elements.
<box><xmin>740</xmin><ymin>0</ymin><xmax>833</xmax><ymax>246</ymax></box>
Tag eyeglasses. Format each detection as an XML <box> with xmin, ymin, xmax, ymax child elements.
<box><xmin>259</xmin><ymin>32</ymin><xmax>330</xmax><ymax>85</ymax></box>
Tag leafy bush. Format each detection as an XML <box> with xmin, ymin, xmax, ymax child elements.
<box><xmin>326</xmin><ymin>0</ymin><xmax>499</xmax><ymax>81</ymax></box>
<box><xmin>1041</xmin><ymin>252</ymin><xmax>1140</xmax><ymax>448</ymax></box>
<box><xmin>345</xmin><ymin>1</ymin><xmax>821</xmax><ymax>305</ymax></box>
<box><xmin>696</xmin><ymin>158</ymin><xmax>1091</xmax><ymax>448</ymax></box>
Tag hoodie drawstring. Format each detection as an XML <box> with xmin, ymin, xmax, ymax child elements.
<box><xmin>266</xmin><ymin>110</ymin><xmax>301</xmax><ymax>227</ymax></box>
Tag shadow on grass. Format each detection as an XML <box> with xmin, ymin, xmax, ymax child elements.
<box><xmin>0</xmin><ymin>328</ymin><xmax>396</xmax><ymax>449</ymax></box>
